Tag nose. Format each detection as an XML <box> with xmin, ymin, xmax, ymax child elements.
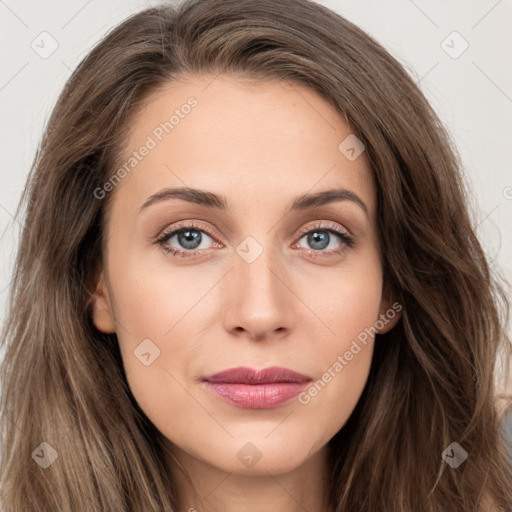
<box><xmin>221</xmin><ymin>242</ymin><xmax>294</xmax><ymax>342</ymax></box>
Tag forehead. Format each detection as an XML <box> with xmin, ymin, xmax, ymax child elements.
<box><xmin>109</xmin><ymin>73</ymin><xmax>375</xmax><ymax>220</ymax></box>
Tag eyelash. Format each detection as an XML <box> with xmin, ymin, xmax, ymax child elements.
<box><xmin>154</xmin><ymin>220</ymin><xmax>354</xmax><ymax>259</ymax></box>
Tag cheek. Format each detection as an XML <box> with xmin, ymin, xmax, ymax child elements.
<box><xmin>102</xmin><ymin>244</ymin><xmax>192</xmax><ymax>391</ymax></box>
<box><xmin>109</xmin><ymin>267</ymin><xmax>203</xmax><ymax>440</ymax></box>
<box><xmin>305</xmin><ymin>245</ymin><xmax>383</xmax><ymax>347</ymax></box>
<box><xmin>107</xmin><ymin>240</ymin><xmax>207</xmax><ymax>339</ymax></box>
<box><xmin>298</xmin><ymin>255</ymin><xmax>382</xmax><ymax>425</ymax></box>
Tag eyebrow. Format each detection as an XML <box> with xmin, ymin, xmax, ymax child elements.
<box><xmin>138</xmin><ymin>186</ymin><xmax>368</xmax><ymax>217</ymax></box>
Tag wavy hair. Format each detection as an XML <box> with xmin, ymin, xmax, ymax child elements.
<box><xmin>1</xmin><ymin>0</ymin><xmax>511</xmax><ymax>510</ymax></box>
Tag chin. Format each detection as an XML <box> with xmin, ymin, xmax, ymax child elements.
<box><xmin>204</xmin><ymin>436</ymin><xmax>321</xmax><ymax>475</ymax></box>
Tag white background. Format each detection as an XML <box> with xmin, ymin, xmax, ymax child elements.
<box><xmin>0</xmin><ymin>1</ymin><xmax>511</xmax><ymax>391</ymax></box>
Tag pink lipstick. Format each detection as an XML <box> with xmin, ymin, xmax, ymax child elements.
<box><xmin>201</xmin><ymin>366</ymin><xmax>312</xmax><ymax>409</ymax></box>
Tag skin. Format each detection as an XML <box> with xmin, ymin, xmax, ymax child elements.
<box><xmin>91</xmin><ymin>74</ymin><xmax>401</xmax><ymax>512</ymax></box>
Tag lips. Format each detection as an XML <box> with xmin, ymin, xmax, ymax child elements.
<box><xmin>201</xmin><ymin>366</ymin><xmax>312</xmax><ymax>409</ymax></box>
<box><xmin>201</xmin><ymin>366</ymin><xmax>312</xmax><ymax>384</ymax></box>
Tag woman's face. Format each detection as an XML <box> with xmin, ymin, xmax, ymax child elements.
<box><xmin>91</xmin><ymin>74</ymin><xmax>399</xmax><ymax>476</ymax></box>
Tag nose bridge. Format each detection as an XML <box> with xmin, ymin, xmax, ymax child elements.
<box><xmin>235</xmin><ymin>234</ymin><xmax>284</xmax><ymax>306</ymax></box>
<box><xmin>222</xmin><ymin>233</ymin><xmax>293</xmax><ymax>338</ymax></box>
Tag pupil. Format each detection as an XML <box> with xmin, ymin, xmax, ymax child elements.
<box><xmin>309</xmin><ymin>231</ymin><xmax>329</xmax><ymax>250</ymax></box>
<box><xmin>178</xmin><ymin>230</ymin><xmax>201</xmax><ymax>249</ymax></box>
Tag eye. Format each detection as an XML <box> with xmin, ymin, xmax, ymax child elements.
<box><xmin>293</xmin><ymin>221</ymin><xmax>354</xmax><ymax>258</ymax></box>
<box><xmin>154</xmin><ymin>220</ymin><xmax>354</xmax><ymax>259</ymax></box>
<box><xmin>155</xmin><ymin>221</ymin><xmax>220</xmax><ymax>258</ymax></box>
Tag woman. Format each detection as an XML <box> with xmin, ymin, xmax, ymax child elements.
<box><xmin>1</xmin><ymin>0</ymin><xmax>511</xmax><ymax>510</ymax></box>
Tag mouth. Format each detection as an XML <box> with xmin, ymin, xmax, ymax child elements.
<box><xmin>200</xmin><ymin>366</ymin><xmax>312</xmax><ymax>409</ymax></box>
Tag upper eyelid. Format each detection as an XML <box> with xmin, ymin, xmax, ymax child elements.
<box><xmin>297</xmin><ymin>220</ymin><xmax>352</xmax><ymax>236</ymax></box>
<box><xmin>158</xmin><ymin>221</ymin><xmax>218</xmax><ymax>242</ymax></box>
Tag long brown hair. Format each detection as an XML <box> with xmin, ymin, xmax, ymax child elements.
<box><xmin>1</xmin><ymin>0</ymin><xmax>511</xmax><ymax>510</ymax></box>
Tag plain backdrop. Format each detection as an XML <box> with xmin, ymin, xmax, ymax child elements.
<box><xmin>0</xmin><ymin>1</ymin><xmax>511</xmax><ymax>399</ymax></box>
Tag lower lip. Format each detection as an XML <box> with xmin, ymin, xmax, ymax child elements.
<box><xmin>202</xmin><ymin>381</ymin><xmax>309</xmax><ymax>409</ymax></box>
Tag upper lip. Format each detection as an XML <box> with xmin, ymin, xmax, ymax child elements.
<box><xmin>201</xmin><ymin>366</ymin><xmax>312</xmax><ymax>384</ymax></box>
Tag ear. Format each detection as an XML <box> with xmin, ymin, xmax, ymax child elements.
<box><xmin>90</xmin><ymin>271</ymin><xmax>117</xmax><ymax>333</ymax></box>
<box><xmin>376</xmin><ymin>282</ymin><xmax>402</xmax><ymax>335</ymax></box>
